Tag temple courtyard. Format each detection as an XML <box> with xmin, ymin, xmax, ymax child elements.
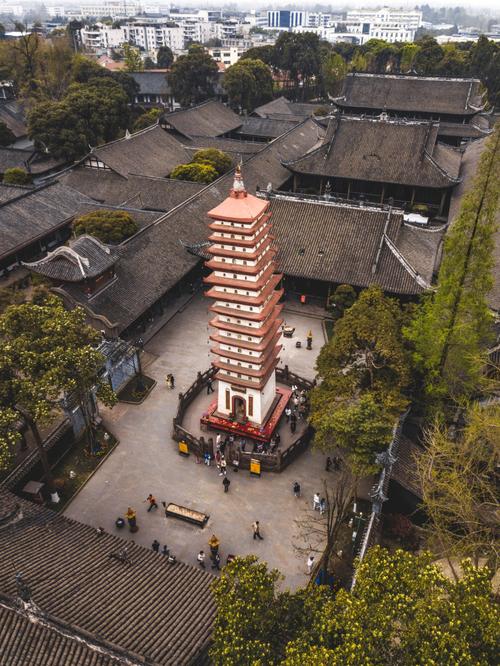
<box><xmin>64</xmin><ymin>293</ymin><xmax>370</xmax><ymax>589</ymax></box>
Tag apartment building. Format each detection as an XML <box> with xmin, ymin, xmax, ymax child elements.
<box><xmin>80</xmin><ymin>23</ymin><xmax>123</xmax><ymax>49</ymax></box>
<box><xmin>346</xmin><ymin>8</ymin><xmax>422</xmax><ymax>31</ymax></box>
<box><xmin>207</xmin><ymin>45</ymin><xmax>247</xmax><ymax>67</ymax></box>
<box><xmin>122</xmin><ymin>21</ymin><xmax>184</xmax><ymax>52</ymax></box>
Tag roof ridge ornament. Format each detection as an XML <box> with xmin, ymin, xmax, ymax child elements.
<box><xmin>231</xmin><ymin>162</ymin><xmax>247</xmax><ymax>198</ymax></box>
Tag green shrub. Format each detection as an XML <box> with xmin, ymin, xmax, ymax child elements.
<box><xmin>132</xmin><ymin>108</ymin><xmax>162</xmax><ymax>132</ymax></box>
<box><xmin>170</xmin><ymin>162</ymin><xmax>218</xmax><ymax>183</ymax></box>
<box><xmin>412</xmin><ymin>203</ymin><xmax>429</xmax><ymax>216</ymax></box>
<box><xmin>73</xmin><ymin>209</ymin><xmax>138</xmax><ymax>243</ymax></box>
<box><xmin>192</xmin><ymin>148</ymin><xmax>232</xmax><ymax>175</ymax></box>
<box><xmin>3</xmin><ymin>168</ymin><xmax>32</xmax><ymax>185</ymax></box>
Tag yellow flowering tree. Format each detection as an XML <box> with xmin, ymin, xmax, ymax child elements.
<box><xmin>211</xmin><ymin>549</ymin><xmax>499</xmax><ymax>665</ymax></box>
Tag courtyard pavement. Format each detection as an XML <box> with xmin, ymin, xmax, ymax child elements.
<box><xmin>64</xmin><ymin>294</ymin><xmax>366</xmax><ymax>589</ymax></box>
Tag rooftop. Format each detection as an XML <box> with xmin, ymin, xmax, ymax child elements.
<box><xmin>267</xmin><ymin>193</ymin><xmax>443</xmax><ymax>295</ymax></box>
<box><xmin>0</xmin><ymin>488</ymin><xmax>215</xmax><ymax>666</ymax></box>
<box><xmin>253</xmin><ymin>96</ymin><xmax>327</xmax><ymax>121</ymax></box>
<box><xmin>285</xmin><ymin>115</ymin><xmax>462</xmax><ymax>189</ymax></box>
<box><xmin>23</xmin><ymin>235</ymin><xmax>119</xmax><ymax>282</ymax></box>
<box><xmin>334</xmin><ymin>73</ymin><xmax>485</xmax><ymax>116</ymax></box>
<box><xmin>87</xmin><ymin>124</ymin><xmax>191</xmax><ymax>178</ymax></box>
<box><xmin>0</xmin><ymin>181</ymin><xmax>95</xmax><ymax>262</ymax></box>
<box><xmin>161</xmin><ymin>100</ymin><xmax>242</xmax><ymax>139</ymax></box>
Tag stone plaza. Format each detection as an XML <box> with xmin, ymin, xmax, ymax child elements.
<box><xmin>65</xmin><ymin>294</ymin><xmax>366</xmax><ymax>589</ymax></box>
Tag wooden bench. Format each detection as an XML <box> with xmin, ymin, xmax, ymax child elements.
<box><xmin>164</xmin><ymin>502</ymin><xmax>209</xmax><ymax>527</ymax></box>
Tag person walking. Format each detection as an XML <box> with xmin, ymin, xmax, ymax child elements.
<box><xmin>293</xmin><ymin>481</ymin><xmax>301</xmax><ymax>498</ymax></box>
<box><xmin>207</xmin><ymin>378</ymin><xmax>215</xmax><ymax>394</ymax></box>
<box><xmin>204</xmin><ymin>451</ymin><xmax>211</xmax><ymax>466</ymax></box>
<box><xmin>320</xmin><ymin>497</ymin><xmax>326</xmax><ymax>515</ymax></box>
<box><xmin>290</xmin><ymin>412</ymin><xmax>297</xmax><ymax>434</ymax></box>
<box><xmin>220</xmin><ymin>457</ymin><xmax>227</xmax><ymax>476</ymax></box>
<box><xmin>325</xmin><ymin>457</ymin><xmax>332</xmax><ymax>472</ymax></box>
<box><xmin>307</xmin><ymin>554</ymin><xmax>315</xmax><ymax>575</ymax></box>
<box><xmin>161</xmin><ymin>545</ymin><xmax>170</xmax><ymax>557</ymax></box>
<box><xmin>285</xmin><ymin>406</ymin><xmax>291</xmax><ymax>422</ymax></box>
<box><xmin>252</xmin><ymin>520</ymin><xmax>264</xmax><ymax>540</ymax></box>
<box><xmin>145</xmin><ymin>493</ymin><xmax>158</xmax><ymax>512</ymax></box>
<box><xmin>152</xmin><ymin>539</ymin><xmax>160</xmax><ymax>553</ymax></box>
<box><xmin>306</xmin><ymin>330</ymin><xmax>313</xmax><ymax>350</ymax></box>
<box><xmin>197</xmin><ymin>550</ymin><xmax>206</xmax><ymax>569</ymax></box>
<box><xmin>223</xmin><ymin>476</ymin><xmax>230</xmax><ymax>493</ymax></box>
<box><xmin>216</xmin><ymin>433</ymin><xmax>222</xmax><ymax>450</ymax></box>
<box><xmin>215</xmin><ymin>450</ymin><xmax>221</xmax><ymax>472</ymax></box>
<box><xmin>313</xmin><ymin>493</ymin><xmax>321</xmax><ymax>511</ymax></box>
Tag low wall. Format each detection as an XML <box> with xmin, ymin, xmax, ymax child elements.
<box><xmin>172</xmin><ymin>366</ymin><xmax>315</xmax><ymax>473</ymax></box>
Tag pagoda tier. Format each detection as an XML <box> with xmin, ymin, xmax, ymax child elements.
<box><xmin>203</xmin><ymin>167</ymin><xmax>283</xmax><ymax>426</ymax></box>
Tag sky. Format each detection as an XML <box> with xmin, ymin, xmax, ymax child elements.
<box><xmin>174</xmin><ymin>1</ymin><xmax>500</xmax><ymax>11</ymax></box>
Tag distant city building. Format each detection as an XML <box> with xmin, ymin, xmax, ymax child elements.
<box><xmin>208</xmin><ymin>45</ymin><xmax>247</xmax><ymax>67</ymax></box>
<box><xmin>122</xmin><ymin>20</ymin><xmax>184</xmax><ymax>52</ymax></box>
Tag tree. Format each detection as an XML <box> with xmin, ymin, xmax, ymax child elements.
<box><xmin>311</xmin><ymin>286</ymin><xmax>411</xmax><ymax>475</ymax></box>
<box><xmin>274</xmin><ymin>32</ymin><xmax>322</xmax><ymax>88</ymax></box>
<box><xmin>143</xmin><ymin>56</ymin><xmax>155</xmax><ymax>69</ymax></box>
<box><xmin>210</xmin><ymin>549</ymin><xmax>499</xmax><ymax>666</ymax></box>
<box><xmin>156</xmin><ymin>45</ymin><xmax>174</xmax><ymax>68</ymax></box>
<box><xmin>413</xmin><ymin>36</ymin><xmax>444</xmax><ymax>74</ymax></box>
<box><xmin>73</xmin><ymin>209</ymin><xmax>138</xmax><ymax>243</ymax></box>
<box><xmin>405</xmin><ymin>127</ymin><xmax>500</xmax><ymax>412</ymax></box>
<box><xmin>192</xmin><ymin>148</ymin><xmax>231</xmax><ymax>175</ymax></box>
<box><xmin>224</xmin><ymin>58</ymin><xmax>273</xmax><ymax>111</ymax></box>
<box><xmin>0</xmin><ymin>121</ymin><xmax>15</xmax><ymax>147</ymax></box>
<box><xmin>170</xmin><ymin>162</ymin><xmax>218</xmax><ymax>183</ymax></box>
<box><xmin>28</xmin><ymin>77</ymin><xmax>130</xmax><ymax>160</ymax></box>
<box><xmin>2</xmin><ymin>167</ymin><xmax>32</xmax><ymax>185</ymax></box>
<box><xmin>294</xmin><ymin>468</ymin><xmax>355</xmax><ymax>580</ymax></box>
<box><xmin>168</xmin><ymin>44</ymin><xmax>218</xmax><ymax>107</ymax></box>
<box><xmin>0</xmin><ymin>297</ymin><xmax>116</xmax><ymax>482</ymax></box>
<box><xmin>327</xmin><ymin>284</ymin><xmax>356</xmax><ymax>320</ymax></box>
<box><xmin>132</xmin><ymin>107</ymin><xmax>162</xmax><ymax>131</ymax></box>
<box><xmin>416</xmin><ymin>403</ymin><xmax>500</xmax><ymax>576</ymax></box>
<box><xmin>123</xmin><ymin>43</ymin><xmax>143</xmax><ymax>72</ymax></box>
<box><xmin>242</xmin><ymin>45</ymin><xmax>275</xmax><ymax>67</ymax></box>
<box><xmin>321</xmin><ymin>52</ymin><xmax>347</xmax><ymax>96</ymax></box>
<box><xmin>400</xmin><ymin>43</ymin><xmax>420</xmax><ymax>72</ymax></box>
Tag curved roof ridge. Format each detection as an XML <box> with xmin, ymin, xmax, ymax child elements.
<box><xmin>383</xmin><ymin>233</ymin><xmax>429</xmax><ymax>289</ymax></box>
<box><xmin>424</xmin><ymin>147</ymin><xmax>461</xmax><ymax>184</ymax></box>
<box><xmin>24</xmin><ymin>244</ymin><xmax>90</xmax><ymax>277</ymax></box>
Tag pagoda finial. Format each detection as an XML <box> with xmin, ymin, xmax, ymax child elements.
<box><xmin>231</xmin><ymin>162</ymin><xmax>246</xmax><ymax>197</ymax></box>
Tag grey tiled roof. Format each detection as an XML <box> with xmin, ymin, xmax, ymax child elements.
<box><xmin>184</xmin><ymin>135</ymin><xmax>263</xmax><ymax>156</ymax></box>
<box><xmin>285</xmin><ymin>116</ymin><xmax>462</xmax><ymax>189</ymax></box>
<box><xmin>0</xmin><ymin>182</ymin><xmax>95</xmax><ymax>261</ymax></box>
<box><xmin>24</xmin><ymin>235</ymin><xmax>119</xmax><ymax>282</ymax></box>
<box><xmin>162</xmin><ymin>100</ymin><xmax>242</xmax><ymax>138</ymax></box>
<box><xmin>0</xmin><ymin>489</ymin><xmax>215</xmax><ymax>665</ymax></box>
<box><xmin>253</xmin><ymin>96</ymin><xmax>330</xmax><ymax>120</ymax></box>
<box><xmin>268</xmin><ymin>194</ymin><xmax>441</xmax><ymax>295</ymax></box>
<box><xmin>90</xmin><ymin>125</ymin><xmax>191</xmax><ymax>178</ymax></box>
<box><xmin>130</xmin><ymin>71</ymin><xmax>171</xmax><ymax>96</ymax></box>
<box><xmin>59</xmin><ymin>169</ymin><xmax>205</xmax><ymax>210</ymax></box>
<box><xmin>335</xmin><ymin>73</ymin><xmax>485</xmax><ymax>116</ymax></box>
<box><xmin>0</xmin><ymin>147</ymin><xmax>31</xmax><ymax>172</ymax></box>
<box><xmin>0</xmin><ymin>99</ymin><xmax>27</xmax><ymax>138</ymax></box>
<box><xmin>0</xmin><ymin>597</ymin><xmax>126</xmax><ymax>666</ymax></box>
<box><xmin>236</xmin><ymin>116</ymin><xmax>299</xmax><ymax>139</ymax></box>
<box><xmin>61</xmin><ymin>118</ymin><xmax>325</xmax><ymax>330</ymax></box>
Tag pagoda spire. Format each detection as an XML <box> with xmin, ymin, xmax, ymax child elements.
<box><xmin>230</xmin><ymin>163</ymin><xmax>246</xmax><ymax>198</ymax></box>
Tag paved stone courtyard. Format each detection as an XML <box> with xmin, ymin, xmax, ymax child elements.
<box><xmin>65</xmin><ymin>294</ymin><xmax>366</xmax><ymax>589</ymax></box>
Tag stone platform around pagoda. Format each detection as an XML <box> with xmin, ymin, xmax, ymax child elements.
<box><xmin>200</xmin><ymin>386</ymin><xmax>292</xmax><ymax>444</ymax></box>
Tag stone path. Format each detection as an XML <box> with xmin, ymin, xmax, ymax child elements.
<box><xmin>64</xmin><ymin>294</ymin><xmax>366</xmax><ymax>589</ymax></box>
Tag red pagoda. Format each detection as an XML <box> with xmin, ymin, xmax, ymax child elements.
<box><xmin>201</xmin><ymin>167</ymin><xmax>290</xmax><ymax>442</ymax></box>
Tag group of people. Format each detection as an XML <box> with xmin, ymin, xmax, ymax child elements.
<box><xmin>285</xmin><ymin>387</ymin><xmax>309</xmax><ymax>434</ymax></box>
<box><xmin>325</xmin><ymin>455</ymin><xmax>342</xmax><ymax>472</ymax></box>
<box><xmin>165</xmin><ymin>374</ymin><xmax>175</xmax><ymax>389</ymax></box>
<box><xmin>312</xmin><ymin>492</ymin><xmax>327</xmax><ymax>515</ymax></box>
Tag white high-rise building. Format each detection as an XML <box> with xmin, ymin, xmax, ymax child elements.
<box><xmin>346</xmin><ymin>8</ymin><xmax>422</xmax><ymax>31</ymax></box>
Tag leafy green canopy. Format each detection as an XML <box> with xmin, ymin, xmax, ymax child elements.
<box><xmin>168</xmin><ymin>45</ymin><xmax>218</xmax><ymax>107</ymax></box>
<box><xmin>170</xmin><ymin>161</ymin><xmax>218</xmax><ymax>183</ymax></box>
<box><xmin>73</xmin><ymin>209</ymin><xmax>138</xmax><ymax>243</ymax></box>
<box><xmin>132</xmin><ymin>107</ymin><xmax>162</xmax><ymax>132</ymax></box>
<box><xmin>0</xmin><ymin>296</ymin><xmax>116</xmax><ymax>471</ymax></box>
<box><xmin>28</xmin><ymin>77</ymin><xmax>130</xmax><ymax>161</ymax></box>
<box><xmin>224</xmin><ymin>58</ymin><xmax>273</xmax><ymax>111</ymax></box>
<box><xmin>210</xmin><ymin>549</ymin><xmax>499</xmax><ymax>665</ymax></box>
<box><xmin>311</xmin><ymin>286</ymin><xmax>411</xmax><ymax>475</ymax></box>
<box><xmin>192</xmin><ymin>148</ymin><xmax>232</xmax><ymax>175</ymax></box>
<box><xmin>405</xmin><ymin>126</ymin><xmax>500</xmax><ymax>413</ymax></box>
<box><xmin>2</xmin><ymin>167</ymin><xmax>32</xmax><ymax>185</ymax></box>
<box><xmin>156</xmin><ymin>45</ymin><xmax>173</xmax><ymax>68</ymax></box>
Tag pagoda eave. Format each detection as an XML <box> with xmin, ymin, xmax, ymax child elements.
<box><xmin>209</xmin><ymin>314</ymin><xmax>283</xmax><ymax>337</ymax></box>
<box><xmin>203</xmin><ymin>265</ymin><xmax>279</xmax><ymax>290</ymax></box>
<box><xmin>209</xmin><ymin>293</ymin><xmax>283</xmax><ymax>321</ymax></box>
<box><xmin>205</xmin><ymin>249</ymin><xmax>276</xmax><ymax>275</ymax></box>
<box><xmin>209</xmin><ymin>330</ymin><xmax>282</xmax><ymax>353</ymax></box>
<box><xmin>204</xmin><ymin>274</ymin><xmax>282</xmax><ymax>306</ymax></box>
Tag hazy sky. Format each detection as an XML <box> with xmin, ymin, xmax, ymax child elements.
<box><xmin>173</xmin><ymin>1</ymin><xmax>500</xmax><ymax>11</ymax></box>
